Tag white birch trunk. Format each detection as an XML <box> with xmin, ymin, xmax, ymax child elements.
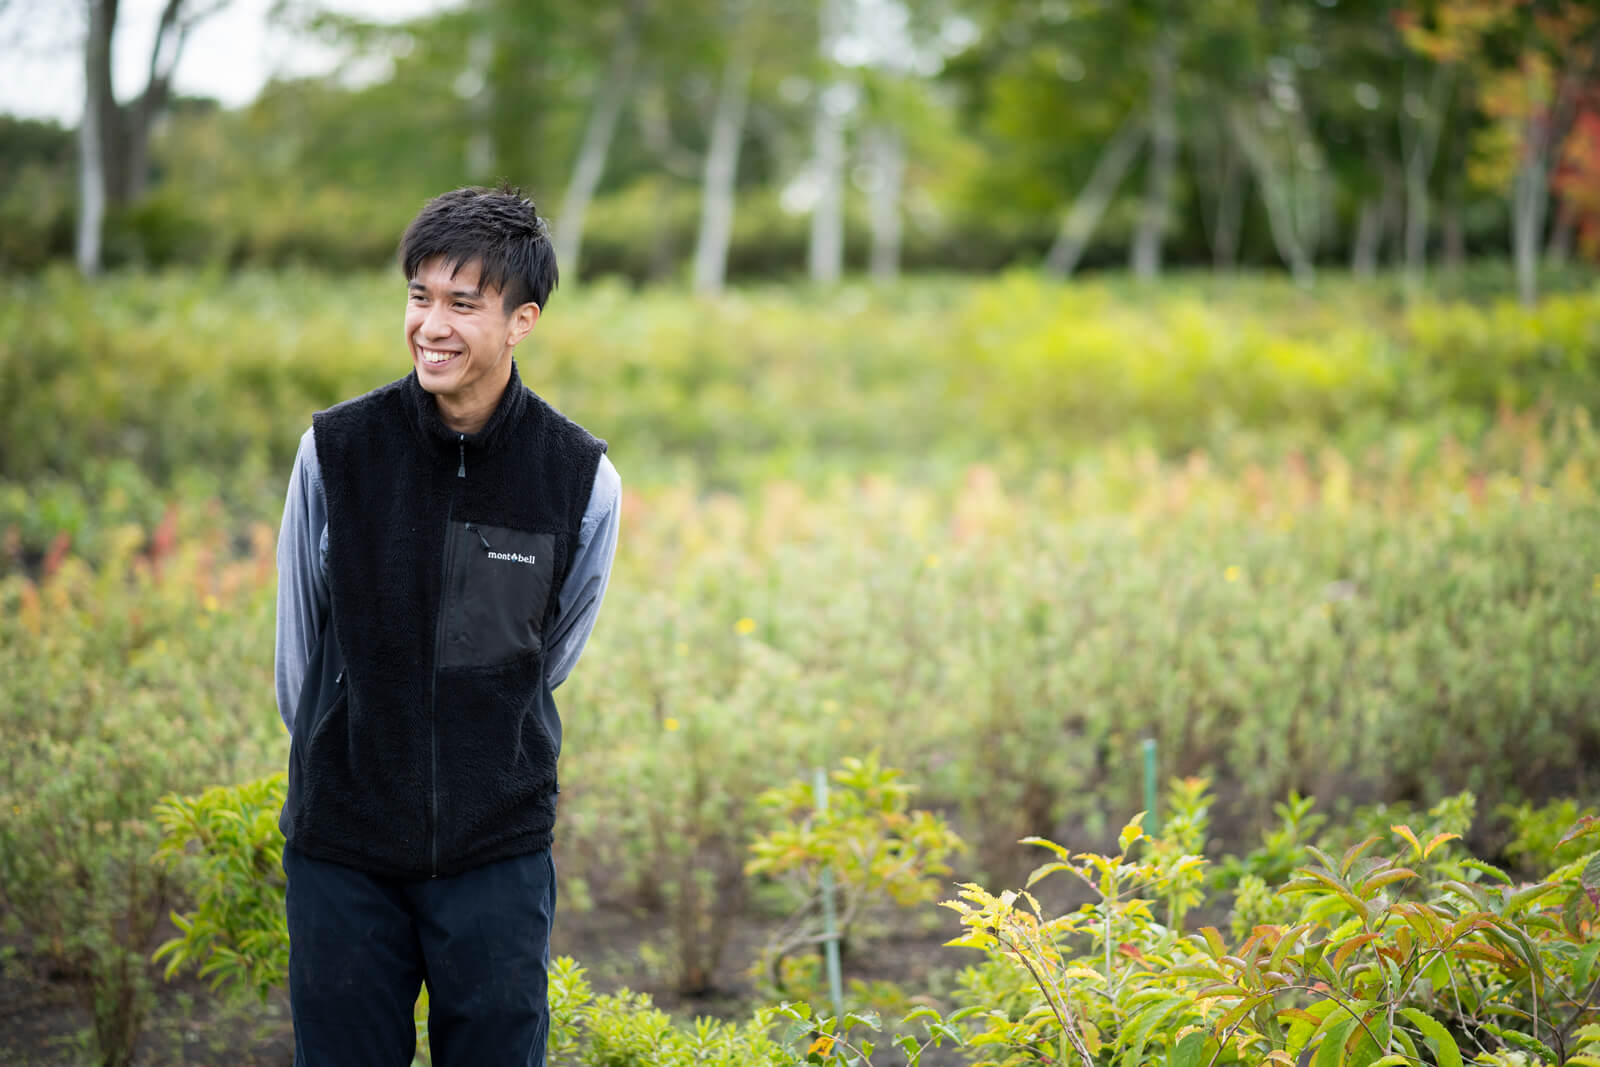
<box><xmin>865</xmin><ymin>124</ymin><xmax>904</xmax><ymax>282</ymax></box>
<box><xmin>809</xmin><ymin>0</ymin><xmax>849</xmax><ymax>285</ymax></box>
<box><xmin>1229</xmin><ymin>106</ymin><xmax>1315</xmax><ymax>287</ymax></box>
<box><xmin>555</xmin><ymin>3</ymin><xmax>642</xmax><ymax>280</ymax></box>
<box><xmin>1044</xmin><ymin>118</ymin><xmax>1145</xmax><ymax>278</ymax></box>
<box><xmin>1401</xmin><ymin>62</ymin><xmax>1455</xmax><ymax>284</ymax></box>
<box><xmin>77</xmin><ymin>0</ymin><xmax>109</xmax><ymax>277</ymax></box>
<box><xmin>1131</xmin><ymin>35</ymin><xmax>1176</xmax><ymax>279</ymax></box>
<box><xmin>1351</xmin><ymin>199</ymin><xmax>1381</xmax><ymax>278</ymax></box>
<box><xmin>809</xmin><ymin>90</ymin><xmax>847</xmax><ymax>284</ymax></box>
<box><xmin>465</xmin><ymin>33</ymin><xmax>495</xmax><ymax>177</ymax></box>
<box><xmin>692</xmin><ymin>47</ymin><xmax>752</xmax><ymax>295</ymax></box>
<box><xmin>1512</xmin><ymin>155</ymin><xmax>1547</xmax><ymax>307</ymax></box>
<box><xmin>1546</xmin><ymin>195</ymin><xmax>1576</xmax><ymax>266</ymax></box>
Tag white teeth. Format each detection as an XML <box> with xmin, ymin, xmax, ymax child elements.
<box><xmin>422</xmin><ymin>348</ymin><xmax>456</xmax><ymax>364</ymax></box>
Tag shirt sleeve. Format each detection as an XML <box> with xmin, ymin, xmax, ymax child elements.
<box><xmin>275</xmin><ymin>427</ymin><xmax>331</xmax><ymax>732</ymax></box>
<box><xmin>544</xmin><ymin>452</ymin><xmax>621</xmax><ymax>690</ymax></box>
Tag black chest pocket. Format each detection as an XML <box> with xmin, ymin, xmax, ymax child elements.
<box><xmin>439</xmin><ymin>521</ymin><xmax>557</xmax><ymax>669</ymax></box>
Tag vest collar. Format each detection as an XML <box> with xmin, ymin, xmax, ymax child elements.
<box><xmin>404</xmin><ymin>359</ymin><xmax>528</xmax><ymax>456</ymax></box>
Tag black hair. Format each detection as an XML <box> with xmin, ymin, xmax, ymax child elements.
<box><xmin>398</xmin><ymin>183</ymin><xmax>558</xmax><ymax>311</ymax></box>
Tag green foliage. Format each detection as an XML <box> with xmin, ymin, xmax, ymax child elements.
<box><xmin>1498</xmin><ymin>799</ymin><xmax>1600</xmax><ymax>877</ymax></box>
<box><xmin>944</xmin><ymin>791</ymin><xmax>1600</xmax><ymax>1067</ymax></box>
<box><xmin>151</xmin><ymin>774</ymin><xmax>290</xmax><ymax>1004</ymax></box>
<box><xmin>0</xmin><ymin>505</ymin><xmax>282</xmax><ymax>1065</ymax></box>
<box><xmin>746</xmin><ymin>754</ymin><xmax>965</xmax><ymax>998</ymax></box>
<box><xmin>8</xmin><ymin>272</ymin><xmax>1600</xmax><ymax>506</ymax></box>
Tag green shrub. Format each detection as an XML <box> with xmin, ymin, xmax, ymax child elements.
<box><xmin>745</xmin><ymin>754</ymin><xmax>965</xmax><ymax>1001</ymax></box>
<box><xmin>8</xmin><ymin>272</ymin><xmax>1600</xmax><ymax>499</ymax></box>
<box><xmin>0</xmin><ymin>506</ymin><xmax>282</xmax><ymax>1065</ymax></box>
<box><xmin>944</xmin><ymin>795</ymin><xmax>1600</xmax><ymax>1067</ymax></box>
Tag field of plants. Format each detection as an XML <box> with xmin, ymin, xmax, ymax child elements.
<box><xmin>3</xmin><ymin>268</ymin><xmax>1600</xmax><ymax>1065</ymax></box>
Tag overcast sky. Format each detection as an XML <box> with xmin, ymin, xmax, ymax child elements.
<box><xmin>1</xmin><ymin>0</ymin><xmax>455</xmax><ymax>125</ymax></box>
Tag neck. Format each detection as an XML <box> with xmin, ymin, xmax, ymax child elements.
<box><xmin>436</xmin><ymin>356</ymin><xmax>513</xmax><ymax>435</ymax></box>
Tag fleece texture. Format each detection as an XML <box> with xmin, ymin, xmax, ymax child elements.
<box><xmin>280</xmin><ymin>361</ymin><xmax>606</xmax><ymax>879</ymax></box>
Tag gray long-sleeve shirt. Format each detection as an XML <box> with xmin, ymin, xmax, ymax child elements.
<box><xmin>274</xmin><ymin>425</ymin><xmax>621</xmax><ymax>735</ymax></box>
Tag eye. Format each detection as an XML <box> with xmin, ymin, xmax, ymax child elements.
<box><xmin>453</xmin><ymin>301</ymin><xmax>475</xmax><ymax>310</ymax></box>
<box><xmin>409</xmin><ymin>292</ymin><xmax>426</xmax><ymax>304</ymax></box>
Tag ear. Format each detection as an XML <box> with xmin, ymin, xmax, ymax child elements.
<box><xmin>506</xmin><ymin>301</ymin><xmax>541</xmax><ymax>348</ymax></box>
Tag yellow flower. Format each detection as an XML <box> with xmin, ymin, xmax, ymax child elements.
<box><xmin>734</xmin><ymin>617</ymin><xmax>757</xmax><ymax>635</ymax></box>
<box><xmin>1592</xmin><ymin>573</ymin><xmax>1600</xmax><ymax>594</ymax></box>
<box><xmin>203</xmin><ymin>595</ymin><xmax>220</xmax><ymax>612</ymax></box>
<box><xmin>674</xmin><ymin>642</ymin><xmax>690</xmax><ymax>657</ymax></box>
<box><xmin>663</xmin><ymin>717</ymin><xmax>680</xmax><ymax>732</ymax></box>
<box><xmin>924</xmin><ymin>552</ymin><xmax>941</xmax><ymax>569</ymax></box>
<box><xmin>1224</xmin><ymin>565</ymin><xmax>1242</xmax><ymax>583</ymax></box>
<box><xmin>821</xmin><ymin>699</ymin><xmax>840</xmax><ymax>715</ymax></box>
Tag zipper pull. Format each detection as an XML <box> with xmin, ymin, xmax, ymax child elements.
<box><xmin>466</xmin><ymin>522</ymin><xmax>492</xmax><ymax>550</ymax></box>
<box><xmin>334</xmin><ymin>668</ymin><xmax>344</xmax><ymax>684</ymax></box>
<box><xmin>457</xmin><ymin>435</ymin><xmax>466</xmax><ymax>478</ymax></box>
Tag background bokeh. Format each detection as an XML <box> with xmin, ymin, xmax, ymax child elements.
<box><xmin>2</xmin><ymin>1</ymin><xmax>1600</xmax><ymax>1064</ymax></box>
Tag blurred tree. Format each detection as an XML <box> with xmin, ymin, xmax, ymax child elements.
<box><xmin>1462</xmin><ymin>0</ymin><xmax>1600</xmax><ymax>303</ymax></box>
<box><xmin>71</xmin><ymin>0</ymin><xmax>232</xmax><ymax>274</ymax></box>
<box><xmin>554</xmin><ymin>0</ymin><xmax>650</xmax><ymax>277</ymax></box>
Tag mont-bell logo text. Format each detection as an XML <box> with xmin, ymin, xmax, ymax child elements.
<box><xmin>487</xmin><ymin>550</ymin><xmax>538</xmax><ymax>566</ymax></box>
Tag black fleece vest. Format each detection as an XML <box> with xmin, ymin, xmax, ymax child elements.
<box><xmin>280</xmin><ymin>362</ymin><xmax>606</xmax><ymax>879</ymax></box>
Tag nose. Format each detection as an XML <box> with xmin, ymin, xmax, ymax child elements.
<box><xmin>420</xmin><ymin>302</ymin><xmax>453</xmax><ymax>340</ymax></box>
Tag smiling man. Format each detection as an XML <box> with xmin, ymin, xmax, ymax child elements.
<box><xmin>273</xmin><ymin>186</ymin><xmax>620</xmax><ymax>1067</ymax></box>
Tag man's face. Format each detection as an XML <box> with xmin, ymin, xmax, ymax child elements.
<box><xmin>405</xmin><ymin>256</ymin><xmax>538</xmax><ymax>413</ymax></box>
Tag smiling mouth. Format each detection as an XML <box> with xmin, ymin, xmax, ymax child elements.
<box><xmin>419</xmin><ymin>347</ymin><xmax>460</xmax><ymax>365</ymax></box>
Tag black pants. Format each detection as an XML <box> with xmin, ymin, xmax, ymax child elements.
<box><xmin>284</xmin><ymin>844</ymin><xmax>556</xmax><ymax>1067</ymax></box>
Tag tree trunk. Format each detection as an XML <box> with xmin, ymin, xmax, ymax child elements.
<box><xmin>1212</xmin><ymin>144</ymin><xmax>1243</xmax><ymax>272</ymax></box>
<box><xmin>865</xmin><ymin>124</ymin><xmax>904</xmax><ymax>282</ymax></box>
<box><xmin>1379</xmin><ymin>155</ymin><xmax>1404</xmax><ymax>267</ymax></box>
<box><xmin>1400</xmin><ymin>60</ymin><xmax>1456</xmax><ymax>285</ymax></box>
<box><xmin>82</xmin><ymin>0</ymin><xmax>216</xmax><ymax>209</ymax></box>
<box><xmin>465</xmin><ymin>32</ymin><xmax>495</xmax><ymax>177</ymax></box>
<box><xmin>692</xmin><ymin>46</ymin><xmax>752</xmax><ymax>295</ymax></box>
<box><xmin>809</xmin><ymin>0</ymin><xmax>848</xmax><ymax>285</ymax></box>
<box><xmin>808</xmin><ymin>88</ymin><xmax>848</xmax><ymax>284</ymax></box>
<box><xmin>1441</xmin><ymin>192</ymin><xmax>1465</xmax><ymax>271</ymax></box>
<box><xmin>1229</xmin><ymin>106</ymin><xmax>1315</xmax><ymax>287</ymax></box>
<box><xmin>1044</xmin><ymin>117</ymin><xmax>1145</xmax><ymax>277</ymax></box>
<box><xmin>122</xmin><ymin>0</ymin><xmax>187</xmax><ymax>202</ymax></box>
<box><xmin>1546</xmin><ymin>194</ymin><xmax>1576</xmax><ymax>266</ymax></box>
<box><xmin>555</xmin><ymin>0</ymin><xmax>643</xmax><ymax>281</ymax></box>
<box><xmin>1131</xmin><ymin>34</ymin><xmax>1176</xmax><ymax>279</ymax></box>
<box><xmin>1512</xmin><ymin>153</ymin><xmax>1547</xmax><ymax>307</ymax></box>
<box><xmin>1351</xmin><ymin>199</ymin><xmax>1381</xmax><ymax>278</ymax></box>
<box><xmin>77</xmin><ymin>0</ymin><xmax>111</xmax><ymax>276</ymax></box>
<box><xmin>1190</xmin><ymin>114</ymin><xmax>1243</xmax><ymax>272</ymax></box>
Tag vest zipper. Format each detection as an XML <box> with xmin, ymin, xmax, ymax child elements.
<box><xmin>429</xmin><ymin>445</ymin><xmax>465</xmax><ymax>878</ymax></box>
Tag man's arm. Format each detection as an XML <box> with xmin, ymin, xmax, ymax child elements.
<box><xmin>275</xmin><ymin>427</ymin><xmax>331</xmax><ymax>732</ymax></box>
<box><xmin>545</xmin><ymin>453</ymin><xmax>621</xmax><ymax>689</ymax></box>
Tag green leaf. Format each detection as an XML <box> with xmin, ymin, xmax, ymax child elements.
<box><xmin>1312</xmin><ymin>1014</ymin><xmax>1361</xmax><ymax>1067</ymax></box>
<box><xmin>1399</xmin><ymin>1008</ymin><xmax>1462</xmax><ymax>1067</ymax></box>
<box><xmin>1171</xmin><ymin>1030</ymin><xmax>1207</xmax><ymax>1067</ymax></box>
<box><xmin>1556</xmin><ymin>815</ymin><xmax>1600</xmax><ymax>849</ymax></box>
<box><xmin>1484</xmin><ymin>1023</ymin><xmax>1560</xmax><ymax>1065</ymax></box>
<box><xmin>1341</xmin><ymin>836</ymin><xmax>1381</xmax><ymax>877</ymax></box>
<box><xmin>1583</xmin><ymin>853</ymin><xmax>1600</xmax><ymax>893</ymax></box>
<box><xmin>1574</xmin><ymin>940</ymin><xmax>1600</xmax><ymax>988</ymax></box>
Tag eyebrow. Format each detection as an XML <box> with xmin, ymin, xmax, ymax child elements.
<box><xmin>409</xmin><ymin>280</ymin><xmax>484</xmax><ymax>301</ymax></box>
